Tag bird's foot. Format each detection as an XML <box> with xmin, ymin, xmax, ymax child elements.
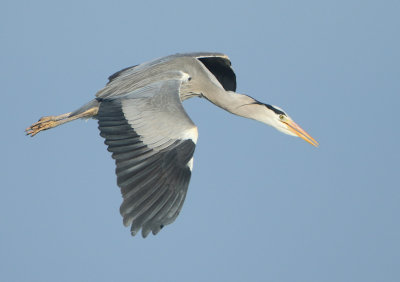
<box><xmin>25</xmin><ymin>116</ymin><xmax>59</xmax><ymax>137</ymax></box>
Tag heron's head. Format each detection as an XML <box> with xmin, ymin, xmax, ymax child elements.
<box><xmin>257</xmin><ymin>103</ymin><xmax>319</xmax><ymax>147</ymax></box>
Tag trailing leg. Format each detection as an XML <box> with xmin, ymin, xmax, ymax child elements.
<box><xmin>26</xmin><ymin>107</ymin><xmax>98</xmax><ymax>137</ymax></box>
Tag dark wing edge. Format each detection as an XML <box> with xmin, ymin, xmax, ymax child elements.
<box><xmin>197</xmin><ymin>56</ymin><xmax>237</xmax><ymax>92</ymax></box>
<box><xmin>97</xmin><ymin>98</ymin><xmax>196</xmax><ymax>238</ymax></box>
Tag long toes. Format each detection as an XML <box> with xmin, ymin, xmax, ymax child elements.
<box><xmin>29</xmin><ymin>116</ymin><xmax>54</xmax><ymax>128</ymax></box>
<box><xmin>25</xmin><ymin>125</ymin><xmax>37</xmax><ymax>133</ymax></box>
<box><xmin>25</xmin><ymin>117</ymin><xmax>56</xmax><ymax>136</ymax></box>
<box><xmin>26</xmin><ymin>129</ymin><xmax>37</xmax><ymax>137</ymax></box>
<box><xmin>25</xmin><ymin>125</ymin><xmax>41</xmax><ymax>136</ymax></box>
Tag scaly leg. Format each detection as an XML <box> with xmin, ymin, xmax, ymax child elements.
<box><xmin>26</xmin><ymin>107</ymin><xmax>98</xmax><ymax>137</ymax></box>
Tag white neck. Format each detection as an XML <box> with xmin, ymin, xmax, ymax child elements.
<box><xmin>203</xmin><ymin>90</ymin><xmax>275</xmax><ymax>126</ymax></box>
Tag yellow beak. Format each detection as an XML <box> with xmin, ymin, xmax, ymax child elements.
<box><xmin>284</xmin><ymin>118</ymin><xmax>319</xmax><ymax>147</ymax></box>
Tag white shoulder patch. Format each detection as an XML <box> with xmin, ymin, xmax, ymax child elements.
<box><xmin>182</xmin><ymin>126</ymin><xmax>198</xmax><ymax>144</ymax></box>
<box><xmin>187</xmin><ymin>157</ymin><xmax>194</xmax><ymax>171</ymax></box>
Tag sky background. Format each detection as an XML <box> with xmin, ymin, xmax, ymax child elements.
<box><xmin>1</xmin><ymin>0</ymin><xmax>399</xmax><ymax>281</ymax></box>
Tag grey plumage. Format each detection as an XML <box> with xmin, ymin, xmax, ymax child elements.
<box><xmin>93</xmin><ymin>53</ymin><xmax>234</xmax><ymax>237</ymax></box>
<box><xmin>26</xmin><ymin>52</ymin><xmax>318</xmax><ymax>238</ymax></box>
<box><xmin>97</xmin><ymin>78</ymin><xmax>197</xmax><ymax>237</ymax></box>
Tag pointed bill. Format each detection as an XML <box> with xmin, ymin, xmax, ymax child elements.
<box><xmin>285</xmin><ymin>119</ymin><xmax>319</xmax><ymax>147</ymax></box>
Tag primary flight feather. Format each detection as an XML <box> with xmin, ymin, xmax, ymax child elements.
<box><xmin>26</xmin><ymin>52</ymin><xmax>318</xmax><ymax>237</ymax></box>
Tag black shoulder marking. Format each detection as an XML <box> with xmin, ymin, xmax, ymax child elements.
<box><xmin>198</xmin><ymin>57</ymin><xmax>236</xmax><ymax>91</ymax></box>
<box><xmin>253</xmin><ymin>101</ymin><xmax>286</xmax><ymax>115</ymax></box>
<box><xmin>107</xmin><ymin>65</ymin><xmax>138</xmax><ymax>84</ymax></box>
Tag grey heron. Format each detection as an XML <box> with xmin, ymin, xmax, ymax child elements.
<box><xmin>26</xmin><ymin>52</ymin><xmax>318</xmax><ymax>237</ymax></box>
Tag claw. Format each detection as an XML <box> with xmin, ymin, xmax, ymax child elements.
<box><xmin>25</xmin><ymin>116</ymin><xmax>58</xmax><ymax>137</ymax></box>
<box><xmin>25</xmin><ymin>109</ymin><xmax>96</xmax><ymax>137</ymax></box>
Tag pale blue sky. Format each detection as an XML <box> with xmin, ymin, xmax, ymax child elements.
<box><xmin>2</xmin><ymin>1</ymin><xmax>400</xmax><ymax>281</ymax></box>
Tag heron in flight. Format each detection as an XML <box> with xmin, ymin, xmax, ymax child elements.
<box><xmin>26</xmin><ymin>52</ymin><xmax>318</xmax><ymax>237</ymax></box>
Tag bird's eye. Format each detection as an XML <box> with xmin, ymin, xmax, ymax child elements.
<box><xmin>279</xmin><ymin>114</ymin><xmax>285</xmax><ymax>120</ymax></box>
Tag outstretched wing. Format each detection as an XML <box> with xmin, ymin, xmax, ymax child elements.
<box><xmin>97</xmin><ymin>76</ymin><xmax>198</xmax><ymax>237</ymax></box>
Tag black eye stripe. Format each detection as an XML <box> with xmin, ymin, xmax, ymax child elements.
<box><xmin>266</xmin><ymin>104</ymin><xmax>286</xmax><ymax>115</ymax></box>
<box><xmin>252</xmin><ymin>101</ymin><xmax>286</xmax><ymax>116</ymax></box>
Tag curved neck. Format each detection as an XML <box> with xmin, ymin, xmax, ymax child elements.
<box><xmin>203</xmin><ymin>90</ymin><xmax>271</xmax><ymax>123</ymax></box>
